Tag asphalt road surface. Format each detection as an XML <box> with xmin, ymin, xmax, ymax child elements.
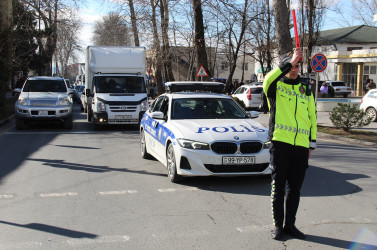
<box><xmin>0</xmin><ymin>104</ymin><xmax>376</xmax><ymax>249</ymax></box>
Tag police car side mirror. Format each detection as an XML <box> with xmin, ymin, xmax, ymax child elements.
<box><xmin>248</xmin><ymin>111</ymin><xmax>259</xmax><ymax>119</ymax></box>
<box><xmin>151</xmin><ymin>111</ymin><xmax>164</xmax><ymax>120</ymax></box>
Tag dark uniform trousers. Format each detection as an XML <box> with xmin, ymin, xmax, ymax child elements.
<box><xmin>270</xmin><ymin>141</ymin><xmax>309</xmax><ymax>227</ymax></box>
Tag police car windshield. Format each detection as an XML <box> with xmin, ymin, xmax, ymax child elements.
<box><xmin>171</xmin><ymin>98</ymin><xmax>247</xmax><ymax>119</ymax></box>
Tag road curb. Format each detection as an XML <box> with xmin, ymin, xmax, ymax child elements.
<box><xmin>0</xmin><ymin>114</ymin><xmax>14</xmax><ymax>127</ymax></box>
<box><xmin>317</xmin><ymin>132</ymin><xmax>377</xmax><ymax>147</ymax></box>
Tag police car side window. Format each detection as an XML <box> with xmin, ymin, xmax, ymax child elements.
<box><xmin>151</xmin><ymin>96</ymin><xmax>164</xmax><ymax>112</ymax></box>
<box><xmin>159</xmin><ymin>97</ymin><xmax>169</xmax><ymax>116</ymax></box>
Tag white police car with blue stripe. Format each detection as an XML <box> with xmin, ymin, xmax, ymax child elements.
<box><xmin>140</xmin><ymin>81</ymin><xmax>271</xmax><ymax>182</ymax></box>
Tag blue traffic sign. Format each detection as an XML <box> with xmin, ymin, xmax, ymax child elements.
<box><xmin>311</xmin><ymin>54</ymin><xmax>327</xmax><ymax>73</ymax></box>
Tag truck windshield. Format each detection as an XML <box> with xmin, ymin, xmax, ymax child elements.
<box><xmin>94</xmin><ymin>76</ymin><xmax>146</xmax><ymax>94</ymax></box>
<box><xmin>23</xmin><ymin>79</ymin><xmax>67</xmax><ymax>92</ymax></box>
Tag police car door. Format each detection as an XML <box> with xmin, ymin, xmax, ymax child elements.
<box><xmin>153</xmin><ymin>96</ymin><xmax>170</xmax><ymax>159</ymax></box>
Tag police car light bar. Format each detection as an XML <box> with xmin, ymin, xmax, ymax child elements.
<box><xmin>165</xmin><ymin>81</ymin><xmax>225</xmax><ymax>93</ymax></box>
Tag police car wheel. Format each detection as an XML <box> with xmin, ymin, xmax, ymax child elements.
<box><xmin>166</xmin><ymin>143</ymin><xmax>182</xmax><ymax>183</ymax></box>
<box><xmin>140</xmin><ymin>130</ymin><xmax>152</xmax><ymax>159</ymax></box>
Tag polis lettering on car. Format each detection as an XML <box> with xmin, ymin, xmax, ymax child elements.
<box><xmin>196</xmin><ymin>125</ymin><xmax>259</xmax><ymax>134</ymax></box>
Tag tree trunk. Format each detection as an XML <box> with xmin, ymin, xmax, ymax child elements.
<box><xmin>272</xmin><ymin>0</ymin><xmax>292</xmax><ymax>56</ymax></box>
<box><xmin>151</xmin><ymin>0</ymin><xmax>164</xmax><ymax>95</ymax></box>
<box><xmin>0</xmin><ymin>0</ymin><xmax>13</xmax><ymax>116</ymax></box>
<box><xmin>128</xmin><ymin>0</ymin><xmax>140</xmax><ymax>46</ymax></box>
<box><xmin>192</xmin><ymin>0</ymin><xmax>211</xmax><ymax>80</ymax></box>
<box><xmin>160</xmin><ymin>0</ymin><xmax>175</xmax><ymax>82</ymax></box>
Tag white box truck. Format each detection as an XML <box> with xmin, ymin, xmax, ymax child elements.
<box><xmin>84</xmin><ymin>46</ymin><xmax>149</xmax><ymax>129</ymax></box>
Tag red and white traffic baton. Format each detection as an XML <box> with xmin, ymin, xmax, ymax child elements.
<box><xmin>292</xmin><ymin>9</ymin><xmax>302</xmax><ymax>61</ymax></box>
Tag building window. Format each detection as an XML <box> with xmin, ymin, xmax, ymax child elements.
<box><xmin>347</xmin><ymin>47</ymin><xmax>363</xmax><ymax>51</ymax></box>
<box><xmin>371</xmin><ymin>66</ymin><xmax>377</xmax><ymax>75</ymax></box>
<box><xmin>364</xmin><ymin>65</ymin><xmax>370</xmax><ymax>74</ymax></box>
<box><xmin>244</xmin><ymin>63</ymin><xmax>248</xmax><ymax>71</ymax></box>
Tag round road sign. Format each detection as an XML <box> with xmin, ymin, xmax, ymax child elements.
<box><xmin>311</xmin><ymin>54</ymin><xmax>327</xmax><ymax>73</ymax></box>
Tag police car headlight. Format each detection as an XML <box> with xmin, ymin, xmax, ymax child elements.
<box><xmin>97</xmin><ymin>100</ymin><xmax>105</xmax><ymax>111</ymax></box>
<box><xmin>263</xmin><ymin>141</ymin><xmax>271</xmax><ymax>149</ymax></box>
<box><xmin>141</xmin><ymin>100</ymin><xmax>148</xmax><ymax>111</ymax></box>
<box><xmin>59</xmin><ymin>97</ymin><xmax>69</xmax><ymax>106</ymax></box>
<box><xmin>177</xmin><ymin>139</ymin><xmax>209</xmax><ymax>150</ymax></box>
<box><xmin>18</xmin><ymin>97</ymin><xmax>28</xmax><ymax>106</ymax></box>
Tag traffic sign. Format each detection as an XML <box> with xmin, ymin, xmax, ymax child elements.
<box><xmin>311</xmin><ymin>54</ymin><xmax>327</xmax><ymax>73</ymax></box>
<box><xmin>196</xmin><ymin>65</ymin><xmax>208</xmax><ymax>77</ymax></box>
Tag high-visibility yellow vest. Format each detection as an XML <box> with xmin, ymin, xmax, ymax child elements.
<box><xmin>263</xmin><ymin>67</ymin><xmax>317</xmax><ymax>149</ymax></box>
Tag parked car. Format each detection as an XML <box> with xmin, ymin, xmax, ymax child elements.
<box><xmin>73</xmin><ymin>85</ymin><xmax>85</xmax><ymax>103</ymax></box>
<box><xmin>360</xmin><ymin>89</ymin><xmax>377</xmax><ymax>122</ymax></box>
<box><xmin>232</xmin><ymin>85</ymin><xmax>263</xmax><ymax>109</ymax></box>
<box><xmin>14</xmin><ymin>76</ymin><xmax>73</xmax><ymax>129</ymax></box>
<box><xmin>140</xmin><ymin>81</ymin><xmax>271</xmax><ymax>183</ymax></box>
<box><xmin>326</xmin><ymin>81</ymin><xmax>352</xmax><ymax>97</ymax></box>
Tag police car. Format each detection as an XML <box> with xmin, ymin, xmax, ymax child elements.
<box><xmin>140</xmin><ymin>81</ymin><xmax>271</xmax><ymax>182</ymax></box>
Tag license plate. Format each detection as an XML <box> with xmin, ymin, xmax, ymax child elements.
<box><xmin>39</xmin><ymin>110</ymin><xmax>48</xmax><ymax>116</ymax></box>
<box><xmin>115</xmin><ymin>115</ymin><xmax>132</xmax><ymax>120</ymax></box>
<box><xmin>222</xmin><ymin>156</ymin><xmax>255</xmax><ymax>165</ymax></box>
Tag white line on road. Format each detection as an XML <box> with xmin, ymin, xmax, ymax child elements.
<box><xmin>158</xmin><ymin>187</ymin><xmax>200</xmax><ymax>193</ymax></box>
<box><xmin>66</xmin><ymin>235</ymin><xmax>131</xmax><ymax>246</ymax></box>
<box><xmin>0</xmin><ymin>194</ymin><xmax>14</xmax><ymax>199</ymax></box>
<box><xmin>99</xmin><ymin>190</ymin><xmax>138</xmax><ymax>195</ymax></box>
<box><xmin>39</xmin><ymin>192</ymin><xmax>78</xmax><ymax>198</ymax></box>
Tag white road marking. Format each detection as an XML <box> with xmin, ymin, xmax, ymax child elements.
<box><xmin>0</xmin><ymin>194</ymin><xmax>14</xmax><ymax>199</ymax></box>
<box><xmin>66</xmin><ymin>235</ymin><xmax>130</xmax><ymax>246</ymax></box>
<box><xmin>99</xmin><ymin>190</ymin><xmax>137</xmax><ymax>195</ymax></box>
<box><xmin>158</xmin><ymin>187</ymin><xmax>200</xmax><ymax>193</ymax></box>
<box><xmin>39</xmin><ymin>192</ymin><xmax>78</xmax><ymax>198</ymax></box>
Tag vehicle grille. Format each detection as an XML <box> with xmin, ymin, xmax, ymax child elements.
<box><xmin>240</xmin><ymin>142</ymin><xmax>263</xmax><ymax>153</ymax></box>
<box><xmin>204</xmin><ymin>163</ymin><xmax>269</xmax><ymax>173</ymax></box>
<box><xmin>31</xmin><ymin>111</ymin><xmax>56</xmax><ymax>116</ymax></box>
<box><xmin>31</xmin><ymin>100</ymin><xmax>57</xmax><ymax>106</ymax></box>
<box><xmin>109</xmin><ymin>105</ymin><xmax>137</xmax><ymax>113</ymax></box>
<box><xmin>211</xmin><ymin>141</ymin><xmax>263</xmax><ymax>154</ymax></box>
<box><xmin>211</xmin><ymin>142</ymin><xmax>237</xmax><ymax>154</ymax></box>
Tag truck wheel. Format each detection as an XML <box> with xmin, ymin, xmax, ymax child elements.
<box><xmin>166</xmin><ymin>143</ymin><xmax>182</xmax><ymax>183</ymax></box>
<box><xmin>63</xmin><ymin>116</ymin><xmax>73</xmax><ymax>129</ymax></box>
<box><xmin>140</xmin><ymin>130</ymin><xmax>152</xmax><ymax>159</ymax></box>
<box><xmin>16</xmin><ymin>118</ymin><xmax>25</xmax><ymax>130</ymax></box>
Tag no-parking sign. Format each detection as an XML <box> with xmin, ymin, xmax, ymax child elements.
<box><xmin>311</xmin><ymin>54</ymin><xmax>327</xmax><ymax>73</ymax></box>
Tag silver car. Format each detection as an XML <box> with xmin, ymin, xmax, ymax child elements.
<box><xmin>14</xmin><ymin>76</ymin><xmax>73</xmax><ymax>129</ymax></box>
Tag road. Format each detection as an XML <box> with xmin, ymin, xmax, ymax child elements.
<box><xmin>0</xmin><ymin>104</ymin><xmax>376</xmax><ymax>249</ymax></box>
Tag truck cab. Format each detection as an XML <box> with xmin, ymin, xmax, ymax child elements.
<box><xmin>85</xmin><ymin>46</ymin><xmax>149</xmax><ymax>129</ymax></box>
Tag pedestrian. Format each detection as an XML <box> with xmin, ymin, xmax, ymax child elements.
<box><xmin>263</xmin><ymin>47</ymin><xmax>317</xmax><ymax>241</ymax></box>
<box><xmin>320</xmin><ymin>81</ymin><xmax>329</xmax><ymax>98</ymax></box>
<box><xmin>310</xmin><ymin>79</ymin><xmax>316</xmax><ymax>98</ymax></box>
<box><xmin>260</xmin><ymin>90</ymin><xmax>268</xmax><ymax>114</ymax></box>
<box><xmin>366</xmin><ymin>79</ymin><xmax>376</xmax><ymax>92</ymax></box>
<box><xmin>227</xmin><ymin>81</ymin><xmax>233</xmax><ymax>94</ymax></box>
<box><xmin>363</xmin><ymin>75</ymin><xmax>370</xmax><ymax>93</ymax></box>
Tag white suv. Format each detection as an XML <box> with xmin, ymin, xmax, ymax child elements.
<box><xmin>232</xmin><ymin>85</ymin><xmax>263</xmax><ymax>109</ymax></box>
<box><xmin>14</xmin><ymin>76</ymin><xmax>73</xmax><ymax>129</ymax></box>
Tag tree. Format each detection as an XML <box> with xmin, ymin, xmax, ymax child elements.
<box><xmin>93</xmin><ymin>12</ymin><xmax>131</xmax><ymax>46</ymax></box>
<box><xmin>55</xmin><ymin>12</ymin><xmax>82</xmax><ymax>78</ymax></box>
<box><xmin>352</xmin><ymin>0</ymin><xmax>377</xmax><ymax>26</ymax></box>
<box><xmin>297</xmin><ymin>0</ymin><xmax>325</xmax><ymax>73</ymax></box>
<box><xmin>272</xmin><ymin>0</ymin><xmax>292</xmax><ymax>56</ymax></box>
<box><xmin>248</xmin><ymin>0</ymin><xmax>275</xmax><ymax>77</ymax></box>
<box><xmin>160</xmin><ymin>0</ymin><xmax>175</xmax><ymax>82</ymax></box>
<box><xmin>192</xmin><ymin>0</ymin><xmax>211</xmax><ymax>80</ymax></box>
<box><xmin>0</xmin><ymin>0</ymin><xmax>13</xmax><ymax>117</ymax></box>
<box><xmin>128</xmin><ymin>0</ymin><xmax>140</xmax><ymax>46</ymax></box>
<box><xmin>12</xmin><ymin>0</ymin><xmax>38</xmax><ymax>86</ymax></box>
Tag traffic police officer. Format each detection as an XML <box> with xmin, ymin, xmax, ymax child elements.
<box><xmin>263</xmin><ymin>47</ymin><xmax>317</xmax><ymax>240</ymax></box>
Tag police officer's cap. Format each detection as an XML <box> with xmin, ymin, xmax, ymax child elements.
<box><xmin>280</xmin><ymin>51</ymin><xmax>293</xmax><ymax>65</ymax></box>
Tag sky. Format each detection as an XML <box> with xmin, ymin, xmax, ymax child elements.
<box><xmin>76</xmin><ymin>0</ymin><xmax>369</xmax><ymax>62</ymax></box>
